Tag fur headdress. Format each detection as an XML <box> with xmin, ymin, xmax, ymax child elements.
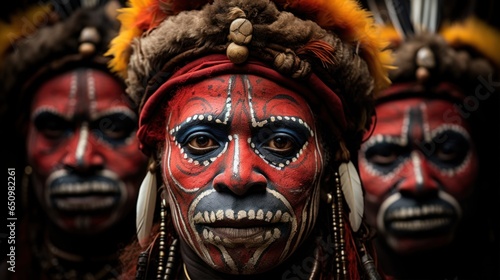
<box><xmin>106</xmin><ymin>0</ymin><xmax>393</xmax><ymax>160</ymax></box>
<box><xmin>366</xmin><ymin>0</ymin><xmax>500</xmax><ymax>102</ymax></box>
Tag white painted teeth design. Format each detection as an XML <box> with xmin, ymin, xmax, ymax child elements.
<box><xmin>51</xmin><ymin>182</ymin><xmax>118</xmax><ymax>195</ymax></box>
<box><xmin>55</xmin><ymin>197</ymin><xmax>114</xmax><ymax>210</ymax></box>
<box><xmin>387</xmin><ymin>205</ymin><xmax>453</xmax><ymax>220</ymax></box>
<box><xmin>391</xmin><ymin>218</ymin><xmax>451</xmax><ymax>231</ymax></box>
<box><xmin>202</xmin><ymin>228</ymin><xmax>281</xmax><ymax>244</ymax></box>
<box><xmin>193</xmin><ymin>210</ymin><xmax>291</xmax><ymax>224</ymax></box>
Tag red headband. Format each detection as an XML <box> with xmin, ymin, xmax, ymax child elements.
<box><xmin>137</xmin><ymin>54</ymin><xmax>347</xmax><ymax>153</ymax></box>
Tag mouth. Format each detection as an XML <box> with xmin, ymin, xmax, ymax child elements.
<box><xmin>49</xmin><ymin>181</ymin><xmax>121</xmax><ymax>212</ymax></box>
<box><xmin>194</xmin><ymin>209</ymin><xmax>291</xmax><ymax>247</ymax></box>
<box><xmin>384</xmin><ymin>204</ymin><xmax>457</xmax><ymax>236</ymax></box>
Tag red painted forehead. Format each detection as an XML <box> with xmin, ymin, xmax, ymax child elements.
<box><xmin>168</xmin><ymin>74</ymin><xmax>315</xmax><ymax>125</ymax></box>
<box><xmin>31</xmin><ymin>68</ymin><xmax>128</xmax><ymax>119</ymax></box>
<box><xmin>373</xmin><ymin>97</ymin><xmax>469</xmax><ymax>137</ymax></box>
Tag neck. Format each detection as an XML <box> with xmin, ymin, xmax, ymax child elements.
<box><xmin>179</xmin><ymin>237</ymin><xmax>320</xmax><ymax>280</ymax></box>
<box><xmin>42</xmin><ymin>213</ymin><xmax>135</xmax><ymax>258</ymax></box>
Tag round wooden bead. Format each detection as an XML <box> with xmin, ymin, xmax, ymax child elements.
<box><xmin>79</xmin><ymin>27</ymin><xmax>101</xmax><ymax>44</ymax></box>
<box><xmin>416</xmin><ymin>47</ymin><xmax>435</xmax><ymax>69</ymax></box>
<box><xmin>229</xmin><ymin>18</ymin><xmax>253</xmax><ymax>45</ymax></box>
<box><xmin>227</xmin><ymin>42</ymin><xmax>249</xmax><ymax>64</ymax></box>
<box><xmin>78</xmin><ymin>42</ymin><xmax>96</xmax><ymax>56</ymax></box>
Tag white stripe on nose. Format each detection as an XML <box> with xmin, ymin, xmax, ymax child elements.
<box><xmin>75</xmin><ymin>122</ymin><xmax>90</xmax><ymax>163</ymax></box>
<box><xmin>232</xmin><ymin>134</ymin><xmax>240</xmax><ymax>176</ymax></box>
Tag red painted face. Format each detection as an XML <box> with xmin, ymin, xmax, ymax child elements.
<box><xmin>27</xmin><ymin>68</ymin><xmax>148</xmax><ymax>234</ymax></box>
<box><xmin>358</xmin><ymin>97</ymin><xmax>478</xmax><ymax>253</ymax></box>
<box><xmin>162</xmin><ymin>74</ymin><xmax>325</xmax><ymax>274</ymax></box>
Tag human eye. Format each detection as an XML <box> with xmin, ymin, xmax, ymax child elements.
<box><xmin>264</xmin><ymin>133</ymin><xmax>297</xmax><ymax>157</ymax></box>
<box><xmin>365</xmin><ymin>143</ymin><xmax>403</xmax><ymax>166</ymax></box>
<box><xmin>363</xmin><ymin>141</ymin><xmax>407</xmax><ymax>174</ymax></box>
<box><xmin>175</xmin><ymin>123</ymin><xmax>227</xmax><ymax>159</ymax></box>
<box><xmin>431</xmin><ymin>131</ymin><xmax>469</xmax><ymax>167</ymax></box>
<box><xmin>33</xmin><ymin>111</ymin><xmax>71</xmax><ymax>139</ymax></box>
<box><xmin>93</xmin><ymin>113</ymin><xmax>136</xmax><ymax>144</ymax></box>
<box><xmin>186</xmin><ymin>132</ymin><xmax>220</xmax><ymax>155</ymax></box>
<box><xmin>253</xmin><ymin>120</ymin><xmax>310</xmax><ymax>165</ymax></box>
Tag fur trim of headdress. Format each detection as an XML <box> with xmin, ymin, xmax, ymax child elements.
<box><xmin>0</xmin><ymin>4</ymin><xmax>53</xmax><ymax>59</ymax></box>
<box><xmin>106</xmin><ymin>0</ymin><xmax>392</xmax><ymax>160</ymax></box>
<box><xmin>108</xmin><ymin>0</ymin><xmax>392</xmax><ymax>91</ymax></box>
<box><xmin>441</xmin><ymin>16</ymin><xmax>500</xmax><ymax>68</ymax></box>
<box><xmin>375</xmin><ymin>16</ymin><xmax>500</xmax><ymax>100</ymax></box>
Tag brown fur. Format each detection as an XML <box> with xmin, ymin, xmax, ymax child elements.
<box><xmin>126</xmin><ymin>0</ymin><xmax>375</xmax><ymax>158</ymax></box>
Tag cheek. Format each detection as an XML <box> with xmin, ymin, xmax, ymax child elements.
<box><xmin>436</xmin><ymin>153</ymin><xmax>479</xmax><ymax>201</ymax></box>
<box><xmin>266</xmin><ymin>144</ymin><xmax>322</xmax><ymax>209</ymax></box>
<box><xmin>358</xmin><ymin>159</ymin><xmax>395</xmax><ymax>201</ymax></box>
<box><xmin>27</xmin><ymin>127</ymin><xmax>63</xmax><ymax>176</ymax></box>
<box><xmin>162</xmin><ymin>139</ymin><xmax>218</xmax><ymax>191</ymax></box>
<box><xmin>101</xmin><ymin>141</ymin><xmax>148</xmax><ymax>178</ymax></box>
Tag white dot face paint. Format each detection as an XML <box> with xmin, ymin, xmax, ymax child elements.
<box><xmin>27</xmin><ymin>69</ymin><xmax>148</xmax><ymax>233</ymax></box>
<box><xmin>359</xmin><ymin>97</ymin><xmax>478</xmax><ymax>253</ymax></box>
<box><xmin>162</xmin><ymin>74</ymin><xmax>325</xmax><ymax>274</ymax></box>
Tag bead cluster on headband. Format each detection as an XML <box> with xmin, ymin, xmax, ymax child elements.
<box><xmin>226</xmin><ymin>7</ymin><xmax>312</xmax><ymax>79</ymax></box>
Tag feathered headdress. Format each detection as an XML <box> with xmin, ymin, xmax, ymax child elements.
<box><xmin>106</xmin><ymin>0</ymin><xmax>393</xmax><ymax>161</ymax></box>
<box><xmin>107</xmin><ymin>1</ymin><xmax>393</xmax><ymax>279</ymax></box>
<box><xmin>0</xmin><ymin>0</ymin><xmax>124</xmax><ymax>132</ymax></box>
<box><xmin>366</xmin><ymin>0</ymin><xmax>500</xmax><ymax>100</ymax></box>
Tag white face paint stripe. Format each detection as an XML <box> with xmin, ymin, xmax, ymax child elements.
<box><xmin>411</xmin><ymin>151</ymin><xmax>424</xmax><ymax>186</ymax></box>
<box><xmin>86</xmin><ymin>69</ymin><xmax>97</xmax><ymax>118</ymax></box>
<box><xmin>68</xmin><ymin>71</ymin><xmax>78</xmax><ymax>117</ymax></box>
<box><xmin>419</xmin><ymin>103</ymin><xmax>432</xmax><ymax>142</ymax></box>
<box><xmin>75</xmin><ymin>122</ymin><xmax>90</xmax><ymax>164</ymax></box>
<box><xmin>232</xmin><ymin>134</ymin><xmax>240</xmax><ymax>176</ymax></box>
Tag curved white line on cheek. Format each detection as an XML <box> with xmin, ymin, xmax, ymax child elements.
<box><xmin>165</xmin><ymin>113</ymin><xmax>199</xmax><ymax>193</ymax></box>
<box><xmin>265</xmin><ymin>189</ymin><xmax>297</xmax><ymax>262</ymax></box>
<box><xmin>292</xmin><ymin>127</ymin><xmax>322</xmax><ymax>258</ymax></box>
<box><xmin>188</xmin><ymin>189</ymin><xmax>218</xmax><ymax>267</ymax></box>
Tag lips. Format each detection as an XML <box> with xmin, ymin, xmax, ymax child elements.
<box><xmin>49</xmin><ymin>179</ymin><xmax>121</xmax><ymax>212</ymax></box>
<box><xmin>384</xmin><ymin>203</ymin><xmax>458</xmax><ymax>237</ymax></box>
<box><xmin>194</xmin><ymin>209</ymin><xmax>290</xmax><ymax>247</ymax></box>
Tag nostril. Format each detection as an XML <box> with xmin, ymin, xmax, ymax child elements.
<box><xmin>213</xmin><ymin>172</ymin><xmax>268</xmax><ymax>196</ymax></box>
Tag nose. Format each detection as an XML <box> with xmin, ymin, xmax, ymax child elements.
<box><xmin>212</xmin><ymin>134</ymin><xmax>267</xmax><ymax>196</ymax></box>
<box><xmin>397</xmin><ymin>151</ymin><xmax>439</xmax><ymax>198</ymax></box>
<box><xmin>61</xmin><ymin>122</ymin><xmax>104</xmax><ymax>173</ymax></box>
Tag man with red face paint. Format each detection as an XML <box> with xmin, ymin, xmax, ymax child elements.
<box><xmin>359</xmin><ymin>1</ymin><xmax>500</xmax><ymax>279</ymax></box>
<box><xmin>106</xmin><ymin>0</ymin><xmax>394</xmax><ymax>279</ymax></box>
<box><xmin>0</xmin><ymin>1</ymin><xmax>148</xmax><ymax>279</ymax></box>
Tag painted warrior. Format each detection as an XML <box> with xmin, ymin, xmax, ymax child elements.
<box><xmin>358</xmin><ymin>0</ymin><xmax>500</xmax><ymax>278</ymax></box>
<box><xmin>0</xmin><ymin>1</ymin><xmax>148</xmax><ymax>279</ymax></box>
<box><xmin>106</xmin><ymin>0</ymin><xmax>393</xmax><ymax>279</ymax></box>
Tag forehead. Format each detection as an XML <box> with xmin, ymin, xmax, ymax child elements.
<box><xmin>167</xmin><ymin>74</ymin><xmax>314</xmax><ymax>121</ymax></box>
<box><xmin>373</xmin><ymin>97</ymin><xmax>468</xmax><ymax>134</ymax></box>
<box><xmin>31</xmin><ymin>69</ymin><xmax>128</xmax><ymax>111</ymax></box>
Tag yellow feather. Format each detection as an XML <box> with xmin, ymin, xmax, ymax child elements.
<box><xmin>0</xmin><ymin>4</ymin><xmax>52</xmax><ymax>60</ymax></box>
<box><xmin>441</xmin><ymin>16</ymin><xmax>500</xmax><ymax>68</ymax></box>
<box><xmin>106</xmin><ymin>0</ymin><xmax>155</xmax><ymax>77</ymax></box>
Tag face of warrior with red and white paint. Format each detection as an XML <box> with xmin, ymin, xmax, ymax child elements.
<box><xmin>27</xmin><ymin>68</ymin><xmax>148</xmax><ymax>234</ymax></box>
<box><xmin>358</xmin><ymin>97</ymin><xmax>478</xmax><ymax>254</ymax></box>
<box><xmin>162</xmin><ymin>74</ymin><xmax>325</xmax><ymax>274</ymax></box>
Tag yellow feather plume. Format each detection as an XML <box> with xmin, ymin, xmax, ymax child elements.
<box><xmin>441</xmin><ymin>16</ymin><xmax>500</xmax><ymax>68</ymax></box>
<box><xmin>0</xmin><ymin>4</ymin><xmax>52</xmax><ymax>60</ymax></box>
<box><xmin>106</xmin><ymin>0</ymin><xmax>155</xmax><ymax>77</ymax></box>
